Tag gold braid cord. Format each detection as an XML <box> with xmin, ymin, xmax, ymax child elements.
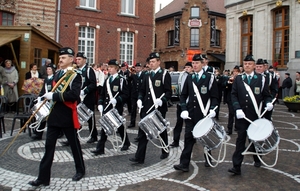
<box><xmin>1</xmin><ymin>68</ymin><xmax>77</xmax><ymax>157</ymax></box>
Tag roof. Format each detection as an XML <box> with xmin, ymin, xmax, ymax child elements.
<box><xmin>0</xmin><ymin>34</ymin><xmax>21</xmax><ymax>47</ymax></box>
<box><xmin>155</xmin><ymin>0</ymin><xmax>226</xmax><ymax>19</ymax></box>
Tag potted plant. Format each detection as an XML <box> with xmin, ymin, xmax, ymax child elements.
<box><xmin>283</xmin><ymin>95</ymin><xmax>300</xmax><ymax>112</ymax></box>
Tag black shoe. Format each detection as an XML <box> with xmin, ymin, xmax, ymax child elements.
<box><xmin>128</xmin><ymin>123</ymin><xmax>135</xmax><ymax>128</ymax></box>
<box><xmin>61</xmin><ymin>141</ymin><xmax>69</xmax><ymax>146</ymax></box>
<box><xmin>134</xmin><ymin>137</ymin><xmax>139</xmax><ymax>142</ymax></box>
<box><xmin>31</xmin><ymin>135</ymin><xmax>42</xmax><ymax>141</ymax></box>
<box><xmin>87</xmin><ymin>137</ymin><xmax>97</xmax><ymax>144</ymax></box>
<box><xmin>170</xmin><ymin>142</ymin><xmax>179</xmax><ymax>147</ymax></box>
<box><xmin>28</xmin><ymin>180</ymin><xmax>49</xmax><ymax>186</ymax></box>
<box><xmin>226</xmin><ymin>131</ymin><xmax>232</xmax><ymax>135</ymax></box>
<box><xmin>160</xmin><ymin>153</ymin><xmax>169</xmax><ymax>159</ymax></box>
<box><xmin>173</xmin><ymin>164</ymin><xmax>189</xmax><ymax>172</ymax></box>
<box><xmin>91</xmin><ymin>150</ymin><xmax>104</xmax><ymax>156</ymax></box>
<box><xmin>254</xmin><ymin>161</ymin><xmax>261</xmax><ymax>168</ymax></box>
<box><xmin>129</xmin><ymin>157</ymin><xmax>144</xmax><ymax>164</ymax></box>
<box><xmin>121</xmin><ymin>144</ymin><xmax>130</xmax><ymax>151</ymax></box>
<box><xmin>228</xmin><ymin>167</ymin><xmax>241</xmax><ymax>175</ymax></box>
<box><xmin>72</xmin><ymin>173</ymin><xmax>84</xmax><ymax>181</ymax></box>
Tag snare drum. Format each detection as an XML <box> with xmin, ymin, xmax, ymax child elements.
<box><xmin>192</xmin><ymin>117</ymin><xmax>226</xmax><ymax>150</ymax></box>
<box><xmin>247</xmin><ymin>118</ymin><xmax>280</xmax><ymax>154</ymax></box>
<box><xmin>31</xmin><ymin>101</ymin><xmax>51</xmax><ymax>121</ymax></box>
<box><xmin>139</xmin><ymin>110</ymin><xmax>170</xmax><ymax>140</ymax></box>
<box><xmin>77</xmin><ymin>102</ymin><xmax>94</xmax><ymax>125</ymax></box>
<box><xmin>98</xmin><ymin>108</ymin><xmax>125</xmax><ymax>136</ymax></box>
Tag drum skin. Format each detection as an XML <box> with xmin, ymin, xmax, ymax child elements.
<box><xmin>247</xmin><ymin>118</ymin><xmax>273</xmax><ymax>141</ymax></box>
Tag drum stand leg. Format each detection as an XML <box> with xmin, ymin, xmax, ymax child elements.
<box><xmin>108</xmin><ymin>122</ymin><xmax>127</xmax><ymax>151</ymax></box>
<box><xmin>148</xmin><ymin>132</ymin><xmax>170</xmax><ymax>153</ymax></box>
<box><xmin>77</xmin><ymin>116</ymin><xmax>94</xmax><ymax>142</ymax></box>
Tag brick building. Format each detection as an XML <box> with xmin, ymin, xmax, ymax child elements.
<box><xmin>155</xmin><ymin>0</ymin><xmax>226</xmax><ymax>71</ymax></box>
<box><xmin>58</xmin><ymin>0</ymin><xmax>155</xmax><ymax>65</ymax></box>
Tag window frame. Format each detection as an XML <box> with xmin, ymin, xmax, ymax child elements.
<box><xmin>120</xmin><ymin>31</ymin><xmax>134</xmax><ymax>66</ymax></box>
<box><xmin>78</xmin><ymin>26</ymin><xmax>96</xmax><ymax>64</ymax></box>
<box><xmin>79</xmin><ymin>0</ymin><xmax>97</xmax><ymax>9</ymax></box>
<box><xmin>34</xmin><ymin>48</ymin><xmax>42</xmax><ymax>67</ymax></box>
<box><xmin>190</xmin><ymin>28</ymin><xmax>199</xmax><ymax>47</ymax></box>
<box><xmin>0</xmin><ymin>11</ymin><xmax>14</xmax><ymax>26</ymax></box>
<box><xmin>121</xmin><ymin>0</ymin><xmax>135</xmax><ymax>16</ymax></box>
<box><xmin>240</xmin><ymin>16</ymin><xmax>253</xmax><ymax>63</ymax></box>
<box><xmin>190</xmin><ymin>7</ymin><xmax>200</xmax><ymax>18</ymax></box>
<box><xmin>167</xmin><ymin>30</ymin><xmax>174</xmax><ymax>47</ymax></box>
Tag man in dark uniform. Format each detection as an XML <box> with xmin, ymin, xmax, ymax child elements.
<box><xmin>170</xmin><ymin>62</ymin><xmax>193</xmax><ymax>147</ymax></box>
<box><xmin>129</xmin><ymin>52</ymin><xmax>172</xmax><ymax>164</ymax></box>
<box><xmin>202</xmin><ymin>54</ymin><xmax>215</xmax><ymax>74</ymax></box>
<box><xmin>76</xmin><ymin>52</ymin><xmax>98</xmax><ymax>143</ymax></box>
<box><xmin>91</xmin><ymin>59</ymin><xmax>131</xmax><ymax>155</ymax></box>
<box><xmin>119</xmin><ymin>62</ymin><xmax>132</xmax><ymax>113</ymax></box>
<box><xmin>228</xmin><ymin>54</ymin><xmax>273</xmax><ymax>175</ymax></box>
<box><xmin>128</xmin><ymin>63</ymin><xmax>144</xmax><ymax>128</ymax></box>
<box><xmin>173</xmin><ymin>54</ymin><xmax>219</xmax><ymax>172</ymax></box>
<box><xmin>28</xmin><ymin>47</ymin><xmax>85</xmax><ymax>187</ymax></box>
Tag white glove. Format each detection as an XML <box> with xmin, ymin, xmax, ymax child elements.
<box><xmin>109</xmin><ymin>98</ymin><xmax>117</xmax><ymax>107</ymax></box>
<box><xmin>207</xmin><ymin>110</ymin><xmax>216</xmax><ymax>118</ymax></box>
<box><xmin>266</xmin><ymin>103</ymin><xmax>273</xmax><ymax>111</ymax></box>
<box><xmin>236</xmin><ymin>109</ymin><xmax>245</xmax><ymax>119</ymax></box>
<box><xmin>80</xmin><ymin>90</ymin><xmax>85</xmax><ymax>96</ymax></box>
<box><xmin>42</xmin><ymin>92</ymin><xmax>53</xmax><ymax>100</ymax></box>
<box><xmin>180</xmin><ymin>110</ymin><xmax>190</xmax><ymax>119</ymax></box>
<box><xmin>36</xmin><ymin>96</ymin><xmax>42</xmax><ymax>103</ymax></box>
<box><xmin>154</xmin><ymin>98</ymin><xmax>163</xmax><ymax>107</ymax></box>
<box><xmin>137</xmin><ymin>99</ymin><xmax>143</xmax><ymax>109</ymax></box>
<box><xmin>98</xmin><ymin>105</ymin><xmax>103</xmax><ymax>113</ymax></box>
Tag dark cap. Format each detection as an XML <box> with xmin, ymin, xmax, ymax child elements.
<box><xmin>243</xmin><ymin>54</ymin><xmax>255</xmax><ymax>62</ymax></box>
<box><xmin>149</xmin><ymin>52</ymin><xmax>160</xmax><ymax>59</ymax></box>
<box><xmin>192</xmin><ymin>54</ymin><xmax>203</xmax><ymax>61</ymax></box>
<box><xmin>233</xmin><ymin>65</ymin><xmax>240</xmax><ymax>69</ymax></box>
<box><xmin>264</xmin><ymin>59</ymin><xmax>268</xmax><ymax>64</ymax></box>
<box><xmin>285</xmin><ymin>73</ymin><xmax>290</xmax><ymax>76</ymax></box>
<box><xmin>201</xmin><ymin>54</ymin><xmax>208</xmax><ymax>59</ymax></box>
<box><xmin>47</xmin><ymin>63</ymin><xmax>57</xmax><ymax>70</ymax></box>
<box><xmin>136</xmin><ymin>63</ymin><xmax>142</xmax><ymax>67</ymax></box>
<box><xmin>256</xmin><ymin>58</ymin><xmax>264</xmax><ymax>65</ymax></box>
<box><xmin>185</xmin><ymin>62</ymin><xmax>192</xmax><ymax>67</ymax></box>
<box><xmin>108</xmin><ymin>59</ymin><xmax>119</xmax><ymax>66</ymax></box>
<box><xmin>121</xmin><ymin>62</ymin><xmax>127</xmax><ymax>67</ymax></box>
<box><xmin>59</xmin><ymin>47</ymin><xmax>74</xmax><ymax>56</ymax></box>
<box><xmin>269</xmin><ymin>66</ymin><xmax>273</xmax><ymax>69</ymax></box>
<box><xmin>76</xmin><ymin>52</ymin><xmax>87</xmax><ymax>59</ymax></box>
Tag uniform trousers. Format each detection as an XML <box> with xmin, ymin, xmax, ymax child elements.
<box><xmin>38</xmin><ymin>125</ymin><xmax>85</xmax><ymax>182</ymax></box>
<box><xmin>130</xmin><ymin>98</ymin><xmax>137</xmax><ymax>124</ymax></box>
<box><xmin>227</xmin><ymin>101</ymin><xmax>235</xmax><ymax>132</ymax></box>
<box><xmin>232</xmin><ymin>119</ymin><xmax>259</xmax><ymax>169</ymax></box>
<box><xmin>172</xmin><ymin>104</ymin><xmax>183</xmax><ymax>144</ymax></box>
<box><xmin>135</xmin><ymin>111</ymin><xmax>168</xmax><ymax>161</ymax></box>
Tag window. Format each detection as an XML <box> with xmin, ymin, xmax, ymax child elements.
<box><xmin>190</xmin><ymin>28</ymin><xmax>199</xmax><ymax>47</ymax></box>
<box><xmin>120</xmin><ymin>32</ymin><xmax>134</xmax><ymax>66</ymax></box>
<box><xmin>80</xmin><ymin>0</ymin><xmax>96</xmax><ymax>9</ymax></box>
<box><xmin>167</xmin><ymin>30</ymin><xmax>174</xmax><ymax>46</ymax></box>
<box><xmin>273</xmin><ymin>7</ymin><xmax>289</xmax><ymax>67</ymax></box>
<box><xmin>1</xmin><ymin>11</ymin><xmax>14</xmax><ymax>26</ymax></box>
<box><xmin>78</xmin><ymin>27</ymin><xmax>95</xmax><ymax>64</ymax></box>
<box><xmin>240</xmin><ymin>16</ymin><xmax>253</xmax><ymax>63</ymax></box>
<box><xmin>215</xmin><ymin>30</ymin><xmax>221</xmax><ymax>46</ymax></box>
<box><xmin>34</xmin><ymin>48</ymin><xmax>42</xmax><ymax>67</ymax></box>
<box><xmin>191</xmin><ymin>7</ymin><xmax>200</xmax><ymax>18</ymax></box>
<box><xmin>121</xmin><ymin>0</ymin><xmax>135</xmax><ymax>15</ymax></box>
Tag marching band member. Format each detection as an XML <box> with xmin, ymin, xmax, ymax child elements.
<box><xmin>228</xmin><ymin>55</ymin><xmax>272</xmax><ymax>175</ymax></box>
<box><xmin>28</xmin><ymin>47</ymin><xmax>85</xmax><ymax>186</ymax></box>
<box><xmin>202</xmin><ymin>54</ymin><xmax>215</xmax><ymax>74</ymax></box>
<box><xmin>91</xmin><ymin>59</ymin><xmax>131</xmax><ymax>155</ymax></box>
<box><xmin>170</xmin><ymin>62</ymin><xmax>193</xmax><ymax>147</ymax></box>
<box><xmin>129</xmin><ymin>52</ymin><xmax>172</xmax><ymax>164</ymax></box>
<box><xmin>173</xmin><ymin>54</ymin><xmax>218</xmax><ymax>172</ymax></box>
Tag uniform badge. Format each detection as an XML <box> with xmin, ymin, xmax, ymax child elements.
<box><xmin>254</xmin><ymin>87</ymin><xmax>260</xmax><ymax>94</ymax></box>
<box><xmin>47</xmin><ymin>85</ymin><xmax>52</xmax><ymax>91</ymax></box>
<box><xmin>113</xmin><ymin>86</ymin><xmax>119</xmax><ymax>92</ymax></box>
<box><xmin>82</xmin><ymin>77</ymin><xmax>86</xmax><ymax>83</ymax></box>
<box><xmin>155</xmin><ymin>80</ymin><xmax>161</xmax><ymax>87</ymax></box>
<box><xmin>201</xmin><ymin>86</ymin><xmax>207</xmax><ymax>94</ymax></box>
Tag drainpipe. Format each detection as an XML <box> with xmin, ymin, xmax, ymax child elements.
<box><xmin>56</xmin><ymin>0</ymin><xmax>61</xmax><ymax>42</ymax></box>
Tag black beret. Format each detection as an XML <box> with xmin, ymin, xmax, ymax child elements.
<box><xmin>243</xmin><ymin>54</ymin><xmax>255</xmax><ymax>62</ymax></box>
<box><xmin>233</xmin><ymin>65</ymin><xmax>240</xmax><ymax>69</ymax></box>
<box><xmin>108</xmin><ymin>59</ymin><xmax>119</xmax><ymax>66</ymax></box>
<box><xmin>136</xmin><ymin>63</ymin><xmax>142</xmax><ymax>67</ymax></box>
<box><xmin>121</xmin><ymin>62</ymin><xmax>127</xmax><ymax>67</ymax></box>
<box><xmin>185</xmin><ymin>62</ymin><xmax>192</xmax><ymax>67</ymax></box>
<box><xmin>269</xmin><ymin>66</ymin><xmax>273</xmax><ymax>69</ymax></box>
<box><xmin>76</xmin><ymin>52</ymin><xmax>87</xmax><ymax>59</ymax></box>
<box><xmin>285</xmin><ymin>73</ymin><xmax>290</xmax><ymax>76</ymax></box>
<box><xmin>201</xmin><ymin>54</ymin><xmax>208</xmax><ymax>59</ymax></box>
<box><xmin>256</xmin><ymin>58</ymin><xmax>264</xmax><ymax>65</ymax></box>
<box><xmin>47</xmin><ymin>63</ymin><xmax>57</xmax><ymax>70</ymax></box>
<box><xmin>59</xmin><ymin>47</ymin><xmax>74</xmax><ymax>56</ymax></box>
<box><xmin>149</xmin><ymin>52</ymin><xmax>160</xmax><ymax>59</ymax></box>
<box><xmin>264</xmin><ymin>59</ymin><xmax>268</xmax><ymax>64</ymax></box>
<box><xmin>192</xmin><ymin>54</ymin><xmax>203</xmax><ymax>61</ymax></box>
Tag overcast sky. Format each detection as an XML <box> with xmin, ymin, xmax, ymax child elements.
<box><xmin>155</xmin><ymin>0</ymin><xmax>173</xmax><ymax>13</ymax></box>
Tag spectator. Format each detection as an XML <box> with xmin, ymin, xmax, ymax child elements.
<box><xmin>281</xmin><ymin>73</ymin><xmax>292</xmax><ymax>98</ymax></box>
<box><xmin>294</xmin><ymin>72</ymin><xmax>300</xmax><ymax>95</ymax></box>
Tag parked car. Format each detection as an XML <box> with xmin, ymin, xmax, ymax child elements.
<box><xmin>170</xmin><ymin>72</ymin><xmax>181</xmax><ymax>101</ymax></box>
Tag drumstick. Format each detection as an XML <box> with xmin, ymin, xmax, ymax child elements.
<box><xmin>259</xmin><ymin>98</ymin><xmax>277</xmax><ymax>118</ymax></box>
<box><xmin>190</xmin><ymin>105</ymin><xmax>218</xmax><ymax>126</ymax></box>
<box><xmin>146</xmin><ymin>93</ymin><xmax>165</xmax><ymax>114</ymax></box>
<box><xmin>244</xmin><ymin>116</ymin><xmax>258</xmax><ymax>127</ymax></box>
<box><xmin>104</xmin><ymin>92</ymin><xmax>119</xmax><ymax>112</ymax></box>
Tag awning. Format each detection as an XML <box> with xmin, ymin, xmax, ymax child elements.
<box><xmin>0</xmin><ymin>34</ymin><xmax>21</xmax><ymax>47</ymax></box>
<box><xmin>210</xmin><ymin>53</ymin><xmax>225</xmax><ymax>62</ymax></box>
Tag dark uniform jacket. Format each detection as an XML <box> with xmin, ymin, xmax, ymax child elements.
<box><xmin>180</xmin><ymin>71</ymin><xmax>219</xmax><ymax>124</ymax></box>
<box><xmin>48</xmin><ymin>71</ymin><xmax>82</xmax><ymax>127</ymax></box>
<box><xmin>264</xmin><ymin>71</ymin><xmax>278</xmax><ymax>99</ymax></box>
<box><xmin>98</xmin><ymin>74</ymin><xmax>129</xmax><ymax>115</ymax></box>
<box><xmin>80</xmin><ymin>64</ymin><xmax>97</xmax><ymax>107</ymax></box>
<box><xmin>131</xmin><ymin>71</ymin><xmax>144</xmax><ymax>100</ymax></box>
<box><xmin>231</xmin><ymin>72</ymin><xmax>272</xmax><ymax>121</ymax></box>
<box><xmin>39</xmin><ymin>75</ymin><xmax>54</xmax><ymax>96</ymax></box>
<box><xmin>138</xmin><ymin>68</ymin><xmax>172</xmax><ymax>117</ymax></box>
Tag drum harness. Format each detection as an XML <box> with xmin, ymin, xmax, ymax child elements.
<box><xmin>241</xmin><ymin>79</ymin><xmax>279</xmax><ymax>167</ymax></box>
<box><xmin>192</xmin><ymin>78</ymin><xmax>229</xmax><ymax>167</ymax></box>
